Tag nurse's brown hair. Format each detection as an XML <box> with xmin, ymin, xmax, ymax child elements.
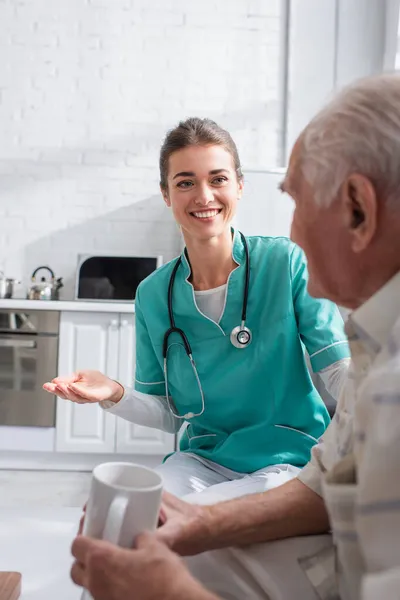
<box><xmin>159</xmin><ymin>117</ymin><xmax>243</xmax><ymax>190</ymax></box>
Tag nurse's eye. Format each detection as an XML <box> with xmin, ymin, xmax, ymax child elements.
<box><xmin>176</xmin><ymin>180</ymin><xmax>194</xmax><ymax>189</ymax></box>
<box><xmin>211</xmin><ymin>176</ymin><xmax>228</xmax><ymax>185</ymax></box>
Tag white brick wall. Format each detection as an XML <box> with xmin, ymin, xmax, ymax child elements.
<box><xmin>0</xmin><ymin>0</ymin><xmax>282</xmax><ymax>299</ymax></box>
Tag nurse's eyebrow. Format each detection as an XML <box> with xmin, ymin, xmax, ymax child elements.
<box><xmin>209</xmin><ymin>169</ymin><xmax>229</xmax><ymax>175</ymax></box>
<box><xmin>173</xmin><ymin>171</ymin><xmax>195</xmax><ymax>179</ymax></box>
<box><xmin>172</xmin><ymin>168</ymin><xmax>229</xmax><ymax>180</ymax></box>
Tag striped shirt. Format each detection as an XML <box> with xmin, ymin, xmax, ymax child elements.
<box><xmin>298</xmin><ymin>271</ymin><xmax>400</xmax><ymax>600</ymax></box>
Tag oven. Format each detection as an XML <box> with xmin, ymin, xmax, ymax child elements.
<box><xmin>0</xmin><ymin>309</ymin><xmax>59</xmax><ymax>427</ymax></box>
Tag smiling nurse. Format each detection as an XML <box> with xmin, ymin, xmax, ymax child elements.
<box><xmin>44</xmin><ymin>118</ymin><xmax>350</xmax><ymax>500</ymax></box>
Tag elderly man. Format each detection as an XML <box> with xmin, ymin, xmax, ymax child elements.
<box><xmin>71</xmin><ymin>73</ymin><xmax>400</xmax><ymax>600</ymax></box>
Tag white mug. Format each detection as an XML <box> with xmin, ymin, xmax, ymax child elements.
<box><xmin>80</xmin><ymin>461</ymin><xmax>163</xmax><ymax>600</ymax></box>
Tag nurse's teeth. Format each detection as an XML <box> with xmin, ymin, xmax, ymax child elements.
<box><xmin>192</xmin><ymin>210</ymin><xmax>220</xmax><ymax>218</ymax></box>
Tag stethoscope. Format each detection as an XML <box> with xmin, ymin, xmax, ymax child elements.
<box><xmin>163</xmin><ymin>232</ymin><xmax>252</xmax><ymax>419</ymax></box>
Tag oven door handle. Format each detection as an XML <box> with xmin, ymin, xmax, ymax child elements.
<box><xmin>0</xmin><ymin>338</ymin><xmax>37</xmax><ymax>348</ymax></box>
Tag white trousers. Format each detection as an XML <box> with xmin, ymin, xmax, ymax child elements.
<box><xmin>154</xmin><ymin>452</ymin><xmax>301</xmax><ymax>501</ymax></box>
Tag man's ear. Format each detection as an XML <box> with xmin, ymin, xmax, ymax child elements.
<box><xmin>160</xmin><ymin>184</ymin><xmax>171</xmax><ymax>207</ymax></box>
<box><xmin>341</xmin><ymin>173</ymin><xmax>378</xmax><ymax>252</ymax></box>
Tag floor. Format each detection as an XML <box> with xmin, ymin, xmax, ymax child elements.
<box><xmin>0</xmin><ymin>507</ymin><xmax>82</xmax><ymax>600</ymax></box>
<box><xmin>0</xmin><ymin>470</ymin><xmax>90</xmax><ymax>599</ymax></box>
<box><xmin>0</xmin><ymin>469</ymin><xmax>91</xmax><ymax>508</ymax></box>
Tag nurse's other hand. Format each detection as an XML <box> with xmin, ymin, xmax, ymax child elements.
<box><xmin>42</xmin><ymin>370</ymin><xmax>124</xmax><ymax>404</ymax></box>
<box><xmin>156</xmin><ymin>492</ymin><xmax>212</xmax><ymax>556</ymax></box>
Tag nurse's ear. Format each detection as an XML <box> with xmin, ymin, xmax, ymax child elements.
<box><xmin>160</xmin><ymin>184</ymin><xmax>171</xmax><ymax>208</ymax></box>
<box><xmin>237</xmin><ymin>176</ymin><xmax>244</xmax><ymax>200</ymax></box>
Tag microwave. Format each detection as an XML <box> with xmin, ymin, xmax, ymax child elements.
<box><xmin>75</xmin><ymin>254</ymin><xmax>163</xmax><ymax>302</ymax></box>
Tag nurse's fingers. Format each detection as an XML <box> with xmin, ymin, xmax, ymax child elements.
<box><xmin>43</xmin><ymin>382</ymin><xmax>71</xmax><ymax>401</ymax></box>
<box><xmin>42</xmin><ymin>383</ymin><xmax>58</xmax><ymax>394</ymax></box>
<box><xmin>45</xmin><ymin>385</ymin><xmax>84</xmax><ymax>403</ymax></box>
<box><xmin>52</xmin><ymin>373</ymin><xmax>79</xmax><ymax>385</ymax></box>
<box><xmin>68</xmin><ymin>383</ymin><xmax>102</xmax><ymax>403</ymax></box>
<box><xmin>55</xmin><ymin>384</ymin><xmax>89</xmax><ymax>404</ymax></box>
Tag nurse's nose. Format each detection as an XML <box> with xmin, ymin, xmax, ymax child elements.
<box><xmin>195</xmin><ymin>184</ymin><xmax>214</xmax><ymax>206</ymax></box>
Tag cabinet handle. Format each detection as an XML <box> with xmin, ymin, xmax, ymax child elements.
<box><xmin>121</xmin><ymin>319</ymin><xmax>129</xmax><ymax>327</ymax></box>
<box><xmin>109</xmin><ymin>319</ymin><xmax>119</xmax><ymax>330</ymax></box>
<box><xmin>0</xmin><ymin>338</ymin><xmax>36</xmax><ymax>349</ymax></box>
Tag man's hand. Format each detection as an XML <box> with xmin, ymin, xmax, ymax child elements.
<box><xmin>157</xmin><ymin>480</ymin><xmax>330</xmax><ymax>556</ymax></box>
<box><xmin>71</xmin><ymin>532</ymin><xmax>218</xmax><ymax>600</ymax></box>
<box><xmin>156</xmin><ymin>491</ymin><xmax>213</xmax><ymax>556</ymax></box>
<box><xmin>77</xmin><ymin>504</ymin><xmax>86</xmax><ymax>535</ymax></box>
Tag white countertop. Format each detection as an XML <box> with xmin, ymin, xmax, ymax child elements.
<box><xmin>0</xmin><ymin>507</ymin><xmax>82</xmax><ymax>599</ymax></box>
<box><xmin>0</xmin><ymin>299</ymin><xmax>135</xmax><ymax>313</ymax></box>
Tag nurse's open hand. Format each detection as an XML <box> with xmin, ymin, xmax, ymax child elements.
<box><xmin>42</xmin><ymin>370</ymin><xmax>124</xmax><ymax>404</ymax></box>
<box><xmin>156</xmin><ymin>492</ymin><xmax>212</xmax><ymax>556</ymax></box>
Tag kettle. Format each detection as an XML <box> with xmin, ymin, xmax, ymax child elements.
<box><xmin>0</xmin><ymin>271</ymin><xmax>21</xmax><ymax>299</ymax></box>
<box><xmin>28</xmin><ymin>266</ymin><xmax>63</xmax><ymax>301</ymax></box>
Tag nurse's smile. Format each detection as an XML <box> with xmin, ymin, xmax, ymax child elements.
<box><xmin>190</xmin><ymin>209</ymin><xmax>223</xmax><ymax>222</ymax></box>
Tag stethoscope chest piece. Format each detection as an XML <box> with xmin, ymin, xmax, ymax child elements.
<box><xmin>230</xmin><ymin>324</ymin><xmax>252</xmax><ymax>349</ymax></box>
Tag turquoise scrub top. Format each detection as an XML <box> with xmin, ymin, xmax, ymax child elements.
<box><xmin>134</xmin><ymin>232</ymin><xmax>350</xmax><ymax>473</ymax></box>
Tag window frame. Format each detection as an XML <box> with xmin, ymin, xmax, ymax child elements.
<box><xmin>276</xmin><ymin>0</ymin><xmax>396</xmax><ymax>168</ymax></box>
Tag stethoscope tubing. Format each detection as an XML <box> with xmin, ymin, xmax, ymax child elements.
<box><xmin>163</xmin><ymin>232</ymin><xmax>251</xmax><ymax>419</ymax></box>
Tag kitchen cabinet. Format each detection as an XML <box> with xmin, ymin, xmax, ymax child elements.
<box><xmin>55</xmin><ymin>312</ymin><xmax>119</xmax><ymax>453</ymax></box>
<box><xmin>55</xmin><ymin>311</ymin><xmax>174</xmax><ymax>456</ymax></box>
<box><xmin>115</xmin><ymin>315</ymin><xmax>174</xmax><ymax>454</ymax></box>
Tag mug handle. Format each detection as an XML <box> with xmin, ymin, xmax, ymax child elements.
<box><xmin>80</xmin><ymin>496</ymin><xmax>128</xmax><ymax>600</ymax></box>
<box><xmin>102</xmin><ymin>495</ymin><xmax>129</xmax><ymax>544</ymax></box>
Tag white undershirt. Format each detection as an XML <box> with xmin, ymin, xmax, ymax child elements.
<box><xmin>194</xmin><ymin>284</ymin><xmax>227</xmax><ymax>324</ymax></box>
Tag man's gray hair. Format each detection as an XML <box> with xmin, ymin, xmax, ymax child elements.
<box><xmin>301</xmin><ymin>73</ymin><xmax>400</xmax><ymax>208</ymax></box>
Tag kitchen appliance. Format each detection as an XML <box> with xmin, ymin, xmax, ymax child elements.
<box><xmin>27</xmin><ymin>266</ymin><xmax>63</xmax><ymax>301</ymax></box>
<box><xmin>75</xmin><ymin>254</ymin><xmax>163</xmax><ymax>302</ymax></box>
<box><xmin>0</xmin><ymin>272</ymin><xmax>21</xmax><ymax>299</ymax></box>
<box><xmin>0</xmin><ymin>309</ymin><xmax>59</xmax><ymax>427</ymax></box>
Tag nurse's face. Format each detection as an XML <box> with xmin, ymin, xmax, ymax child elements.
<box><xmin>162</xmin><ymin>144</ymin><xmax>243</xmax><ymax>241</ymax></box>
